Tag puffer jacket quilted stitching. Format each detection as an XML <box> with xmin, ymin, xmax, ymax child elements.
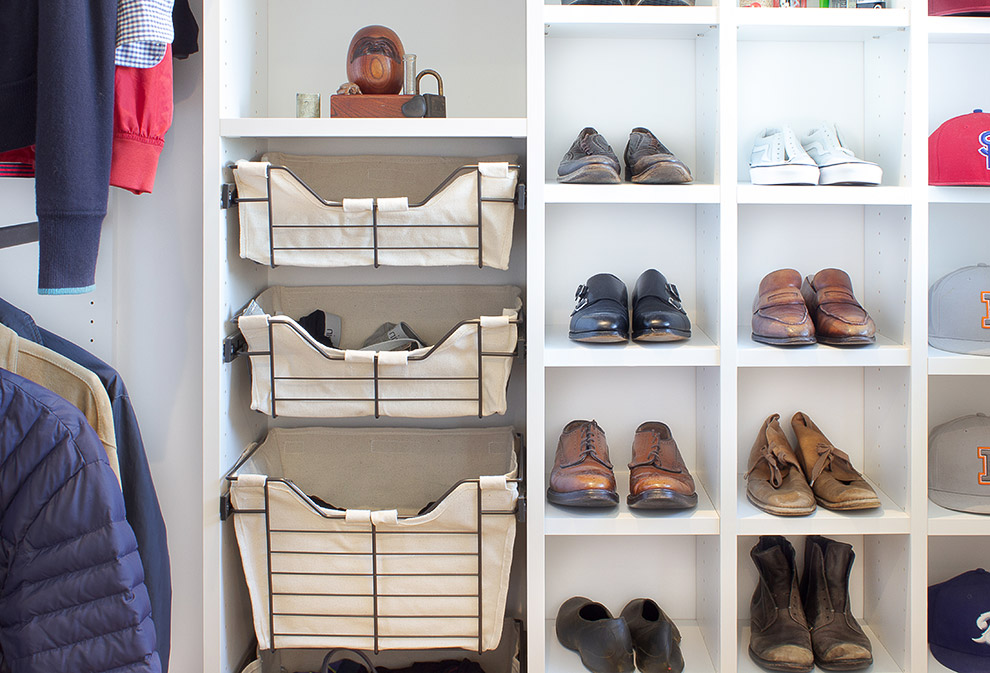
<box><xmin>0</xmin><ymin>368</ymin><xmax>160</xmax><ymax>673</ymax></box>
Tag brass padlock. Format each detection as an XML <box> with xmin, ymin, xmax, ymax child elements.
<box><xmin>401</xmin><ymin>69</ymin><xmax>447</xmax><ymax>118</ymax></box>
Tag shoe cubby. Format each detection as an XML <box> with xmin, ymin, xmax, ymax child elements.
<box><xmin>737</xmin><ymin>534</ymin><xmax>910</xmax><ymax>673</ymax></box>
<box><xmin>545</xmin><ymin>366</ymin><xmax>721</xmax><ymax>534</ymax></box>
<box><xmin>737</xmin><ymin>367</ymin><xmax>911</xmax><ymax>534</ymax></box>
<box><xmin>545</xmin><ymin>203</ymin><xmax>720</xmax><ymax>366</ymax></box>
<box><xmin>546</xmin><ymin>535</ymin><xmax>721</xmax><ymax>673</ymax></box>
<box><xmin>737</xmin><ymin>204</ymin><xmax>911</xmax><ymax>365</ymax></box>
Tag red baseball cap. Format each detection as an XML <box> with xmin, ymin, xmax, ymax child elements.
<box><xmin>930</xmin><ymin>0</ymin><xmax>990</xmax><ymax>14</ymax></box>
<box><xmin>930</xmin><ymin>110</ymin><xmax>990</xmax><ymax>186</ymax></box>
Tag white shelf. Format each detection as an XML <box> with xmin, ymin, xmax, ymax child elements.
<box><xmin>545</xmin><ymin>325</ymin><xmax>719</xmax><ymax>368</ymax></box>
<box><xmin>739</xmin><ymin>624</ymin><xmax>902</xmax><ymax>673</ymax></box>
<box><xmin>929</xmin><ymin>16</ymin><xmax>990</xmax><ymax>43</ymax></box>
<box><xmin>737</xmin><ymin>184</ymin><xmax>913</xmax><ymax>205</ymax></box>
<box><xmin>928</xmin><ymin>185</ymin><xmax>990</xmax><ymax>203</ymax></box>
<box><xmin>736</xmin><ymin>8</ymin><xmax>910</xmax><ymax>41</ymax></box>
<box><xmin>543</xmin><ymin>5</ymin><xmax>719</xmax><ymax>39</ymax></box>
<box><xmin>928</xmin><ymin>346</ymin><xmax>990</xmax><ymax>375</ymax></box>
<box><xmin>545</xmin><ymin>182</ymin><xmax>720</xmax><ymax>204</ymax></box>
<box><xmin>929</xmin><ymin>500</ymin><xmax>990</xmax><ymax>536</ymax></box>
<box><xmin>545</xmin><ymin>480</ymin><xmax>719</xmax><ymax>536</ymax></box>
<box><xmin>737</xmin><ymin>327</ymin><xmax>910</xmax><ymax>367</ymax></box>
<box><xmin>549</xmin><ymin>619</ymin><xmax>717</xmax><ymax>673</ymax></box>
<box><xmin>219</xmin><ymin>117</ymin><xmax>528</xmax><ymax>138</ymax></box>
<box><xmin>736</xmin><ymin>475</ymin><xmax>910</xmax><ymax>535</ymax></box>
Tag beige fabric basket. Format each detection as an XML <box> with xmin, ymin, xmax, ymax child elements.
<box><xmin>237</xmin><ymin>285</ymin><xmax>522</xmax><ymax>419</ymax></box>
<box><xmin>233</xmin><ymin>154</ymin><xmax>519</xmax><ymax>270</ymax></box>
<box><xmin>228</xmin><ymin>426</ymin><xmax>520</xmax><ymax>652</ymax></box>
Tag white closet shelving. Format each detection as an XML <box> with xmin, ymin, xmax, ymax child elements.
<box><xmin>202</xmin><ymin>1</ymin><xmax>990</xmax><ymax>672</ymax></box>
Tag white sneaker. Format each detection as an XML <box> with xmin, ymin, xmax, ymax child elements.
<box><xmin>749</xmin><ymin>127</ymin><xmax>820</xmax><ymax>186</ymax></box>
<box><xmin>801</xmin><ymin>123</ymin><xmax>883</xmax><ymax>186</ymax></box>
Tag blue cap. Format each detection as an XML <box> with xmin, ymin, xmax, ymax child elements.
<box><xmin>930</xmin><ymin>569</ymin><xmax>990</xmax><ymax>672</ymax></box>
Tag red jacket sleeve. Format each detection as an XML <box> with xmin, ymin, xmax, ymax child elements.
<box><xmin>110</xmin><ymin>45</ymin><xmax>174</xmax><ymax>195</ymax></box>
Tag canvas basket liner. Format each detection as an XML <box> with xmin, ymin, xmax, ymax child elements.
<box><xmin>229</xmin><ymin>426</ymin><xmax>520</xmax><ymax>652</ymax></box>
<box><xmin>233</xmin><ymin>153</ymin><xmax>520</xmax><ymax>270</ymax></box>
<box><xmin>237</xmin><ymin>285</ymin><xmax>522</xmax><ymax>418</ymax></box>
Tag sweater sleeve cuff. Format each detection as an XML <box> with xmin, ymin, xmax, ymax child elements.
<box><xmin>111</xmin><ymin>133</ymin><xmax>165</xmax><ymax>195</ymax></box>
<box><xmin>37</xmin><ymin>213</ymin><xmax>104</xmax><ymax>295</ymax></box>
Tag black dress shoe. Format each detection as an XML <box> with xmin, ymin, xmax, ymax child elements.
<box><xmin>558</xmin><ymin>128</ymin><xmax>622</xmax><ymax>184</ymax></box>
<box><xmin>624</xmin><ymin>128</ymin><xmax>693</xmax><ymax>184</ymax></box>
<box><xmin>632</xmin><ymin>269</ymin><xmax>691</xmax><ymax>342</ymax></box>
<box><xmin>620</xmin><ymin>599</ymin><xmax>685</xmax><ymax>673</ymax></box>
<box><xmin>556</xmin><ymin>597</ymin><xmax>635</xmax><ymax>673</ymax></box>
<box><xmin>569</xmin><ymin>273</ymin><xmax>629</xmax><ymax>343</ymax></box>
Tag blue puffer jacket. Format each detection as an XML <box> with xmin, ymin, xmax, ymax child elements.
<box><xmin>0</xmin><ymin>368</ymin><xmax>160</xmax><ymax>673</ymax></box>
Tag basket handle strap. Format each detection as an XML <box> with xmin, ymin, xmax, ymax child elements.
<box><xmin>478</xmin><ymin>162</ymin><xmax>510</xmax><ymax>178</ymax></box>
<box><xmin>321</xmin><ymin>649</ymin><xmax>378</xmax><ymax>673</ymax></box>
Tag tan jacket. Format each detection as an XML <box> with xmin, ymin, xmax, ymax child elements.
<box><xmin>0</xmin><ymin>323</ymin><xmax>121</xmax><ymax>482</ymax></box>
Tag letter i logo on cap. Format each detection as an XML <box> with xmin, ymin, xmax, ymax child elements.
<box><xmin>983</xmin><ymin>292</ymin><xmax>990</xmax><ymax>328</ymax></box>
<box><xmin>980</xmin><ymin>447</ymin><xmax>990</xmax><ymax>486</ymax></box>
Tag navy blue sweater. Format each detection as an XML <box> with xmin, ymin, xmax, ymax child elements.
<box><xmin>0</xmin><ymin>0</ymin><xmax>116</xmax><ymax>294</ymax></box>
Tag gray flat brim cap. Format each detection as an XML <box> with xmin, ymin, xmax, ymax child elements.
<box><xmin>930</xmin><ymin>263</ymin><xmax>990</xmax><ymax>356</ymax></box>
<box><xmin>929</xmin><ymin>413</ymin><xmax>990</xmax><ymax>514</ymax></box>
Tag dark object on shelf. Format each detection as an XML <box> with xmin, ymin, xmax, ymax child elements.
<box><xmin>627</xmin><ymin>422</ymin><xmax>698</xmax><ymax>510</ymax></box>
<box><xmin>801</xmin><ymin>269</ymin><xmax>876</xmax><ymax>346</ymax></box>
<box><xmin>790</xmin><ymin>412</ymin><xmax>881</xmax><ymax>511</ymax></box>
<box><xmin>749</xmin><ymin>536</ymin><xmax>815</xmax><ymax>673</ymax></box>
<box><xmin>631</xmin><ymin>269</ymin><xmax>691</xmax><ymax>342</ymax></box>
<box><xmin>548</xmin><ymin>420</ymin><xmax>620</xmax><ymax>508</ymax></box>
<box><xmin>624</xmin><ymin>127</ymin><xmax>693</xmax><ymax>184</ymax></box>
<box><xmin>620</xmin><ymin>599</ymin><xmax>685</xmax><ymax>673</ymax></box>
<box><xmin>929</xmin><ymin>569</ymin><xmax>990</xmax><ymax>672</ymax></box>
<box><xmin>401</xmin><ymin>70</ymin><xmax>447</xmax><ymax>118</ymax></box>
<box><xmin>929</xmin><ymin>263</ymin><xmax>990</xmax><ymax>355</ymax></box>
<box><xmin>557</xmin><ymin>128</ymin><xmax>622</xmax><ymax>184</ymax></box>
<box><xmin>569</xmin><ymin>273</ymin><xmax>630</xmax><ymax>343</ymax></box>
<box><xmin>752</xmin><ymin>269</ymin><xmax>817</xmax><ymax>347</ymax></box>
<box><xmin>347</xmin><ymin>25</ymin><xmax>405</xmax><ymax>94</ymax></box>
<box><xmin>801</xmin><ymin>537</ymin><xmax>874</xmax><ymax>671</ymax></box>
<box><xmin>321</xmin><ymin>649</ymin><xmax>379</xmax><ymax>673</ymax></box>
<box><xmin>172</xmin><ymin>0</ymin><xmax>200</xmax><ymax>59</ymax></box>
<box><xmin>930</xmin><ymin>110</ymin><xmax>990</xmax><ymax>184</ymax></box>
<box><xmin>556</xmin><ymin>597</ymin><xmax>635</xmax><ymax>673</ymax></box>
<box><xmin>745</xmin><ymin>414</ymin><xmax>816</xmax><ymax>516</ymax></box>
<box><xmin>929</xmin><ymin>413</ymin><xmax>990</xmax><ymax>514</ymax></box>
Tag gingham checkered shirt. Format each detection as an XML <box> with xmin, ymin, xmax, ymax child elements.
<box><xmin>116</xmin><ymin>0</ymin><xmax>175</xmax><ymax>68</ymax></box>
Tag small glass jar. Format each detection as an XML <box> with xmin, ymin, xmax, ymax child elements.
<box><xmin>402</xmin><ymin>54</ymin><xmax>418</xmax><ymax>95</ymax></box>
<box><xmin>295</xmin><ymin>93</ymin><xmax>321</xmax><ymax>118</ymax></box>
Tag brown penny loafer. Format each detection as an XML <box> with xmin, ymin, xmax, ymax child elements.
<box><xmin>548</xmin><ymin>420</ymin><xmax>620</xmax><ymax>508</ymax></box>
<box><xmin>752</xmin><ymin>269</ymin><xmax>816</xmax><ymax>346</ymax></box>
<box><xmin>790</xmin><ymin>413</ymin><xmax>880</xmax><ymax>511</ymax></box>
<box><xmin>801</xmin><ymin>269</ymin><xmax>876</xmax><ymax>346</ymax></box>
<box><xmin>627</xmin><ymin>422</ymin><xmax>697</xmax><ymax>509</ymax></box>
<box><xmin>745</xmin><ymin>414</ymin><xmax>816</xmax><ymax>516</ymax></box>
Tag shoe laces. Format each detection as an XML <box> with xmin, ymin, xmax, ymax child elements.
<box><xmin>807</xmin><ymin>441</ymin><xmax>853</xmax><ymax>486</ymax></box>
<box><xmin>629</xmin><ymin>432</ymin><xmax>683</xmax><ymax>473</ymax></box>
<box><xmin>744</xmin><ymin>441</ymin><xmax>792</xmax><ymax>488</ymax></box>
<box><xmin>561</xmin><ymin>421</ymin><xmax>613</xmax><ymax>469</ymax></box>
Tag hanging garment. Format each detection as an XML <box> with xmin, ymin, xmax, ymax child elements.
<box><xmin>0</xmin><ymin>368</ymin><xmax>161</xmax><ymax>673</ymax></box>
<box><xmin>0</xmin><ymin>323</ymin><xmax>120</xmax><ymax>480</ymax></box>
<box><xmin>116</xmin><ymin>0</ymin><xmax>175</xmax><ymax>69</ymax></box>
<box><xmin>0</xmin><ymin>0</ymin><xmax>116</xmax><ymax>294</ymax></box>
<box><xmin>0</xmin><ymin>298</ymin><xmax>172</xmax><ymax>671</ymax></box>
<box><xmin>172</xmin><ymin>0</ymin><xmax>199</xmax><ymax>59</ymax></box>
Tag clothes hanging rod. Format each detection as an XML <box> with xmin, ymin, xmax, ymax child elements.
<box><xmin>0</xmin><ymin>222</ymin><xmax>39</xmax><ymax>250</ymax></box>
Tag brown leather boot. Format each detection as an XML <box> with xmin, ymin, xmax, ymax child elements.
<box><xmin>749</xmin><ymin>536</ymin><xmax>814</xmax><ymax>673</ymax></box>
<box><xmin>548</xmin><ymin>420</ymin><xmax>619</xmax><ymax>508</ymax></box>
<box><xmin>800</xmin><ymin>537</ymin><xmax>873</xmax><ymax>671</ymax></box>
<box><xmin>801</xmin><ymin>269</ymin><xmax>876</xmax><ymax>346</ymax></box>
<box><xmin>752</xmin><ymin>269</ymin><xmax>816</xmax><ymax>347</ymax></box>
<box><xmin>745</xmin><ymin>414</ymin><xmax>816</xmax><ymax>516</ymax></box>
<box><xmin>790</xmin><ymin>413</ymin><xmax>880</xmax><ymax>511</ymax></box>
<box><xmin>627</xmin><ymin>422</ymin><xmax>698</xmax><ymax>510</ymax></box>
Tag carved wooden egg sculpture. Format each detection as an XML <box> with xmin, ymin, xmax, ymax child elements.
<box><xmin>346</xmin><ymin>25</ymin><xmax>405</xmax><ymax>95</ymax></box>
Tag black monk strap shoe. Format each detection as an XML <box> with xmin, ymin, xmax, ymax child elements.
<box><xmin>569</xmin><ymin>273</ymin><xmax>630</xmax><ymax>344</ymax></box>
<box><xmin>632</xmin><ymin>269</ymin><xmax>691</xmax><ymax>342</ymax></box>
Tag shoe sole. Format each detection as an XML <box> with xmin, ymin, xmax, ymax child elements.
<box><xmin>747</xmin><ymin>492</ymin><xmax>817</xmax><ymax>517</ymax></box>
<box><xmin>569</xmin><ymin>330</ymin><xmax>629</xmax><ymax>343</ymax></box>
<box><xmin>632</xmin><ymin>328</ymin><xmax>691</xmax><ymax>342</ymax></box>
<box><xmin>750</xmin><ymin>164</ymin><xmax>820</xmax><ymax>186</ymax></box>
<box><xmin>748</xmin><ymin>647</ymin><xmax>814</xmax><ymax>673</ymax></box>
<box><xmin>751</xmin><ymin>333</ymin><xmax>817</xmax><ymax>347</ymax></box>
<box><xmin>558</xmin><ymin>164</ymin><xmax>621</xmax><ymax>184</ymax></box>
<box><xmin>627</xmin><ymin>488</ymin><xmax>698</xmax><ymax>510</ymax></box>
<box><xmin>629</xmin><ymin>162</ymin><xmax>693</xmax><ymax>184</ymax></box>
<box><xmin>816</xmin><ymin>335</ymin><xmax>876</xmax><ymax>347</ymax></box>
<box><xmin>548</xmin><ymin>487</ymin><xmax>620</xmax><ymax>508</ymax></box>
<box><xmin>818</xmin><ymin>162</ymin><xmax>882</xmax><ymax>186</ymax></box>
<box><xmin>636</xmin><ymin>0</ymin><xmax>692</xmax><ymax>5</ymax></box>
<box><xmin>815</xmin><ymin>657</ymin><xmax>874</xmax><ymax>671</ymax></box>
<box><xmin>816</xmin><ymin>496</ymin><xmax>882</xmax><ymax>511</ymax></box>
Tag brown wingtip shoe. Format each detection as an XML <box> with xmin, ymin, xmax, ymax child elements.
<box><xmin>745</xmin><ymin>414</ymin><xmax>816</xmax><ymax>517</ymax></box>
<box><xmin>627</xmin><ymin>422</ymin><xmax>698</xmax><ymax>510</ymax></box>
<box><xmin>790</xmin><ymin>412</ymin><xmax>880</xmax><ymax>511</ymax></box>
<box><xmin>801</xmin><ymin>269</ymin><xmax>876</xmax><ymax>346</ymax></box>
<box><xmin>548</xmin><ymin>420</ymin><xmax>619</xmax><ymax>508</ymax></box>
<box><xmin>752</xmin><ymin>269</ymin><xmax>817</xmax><ymax>347</ymax></box>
